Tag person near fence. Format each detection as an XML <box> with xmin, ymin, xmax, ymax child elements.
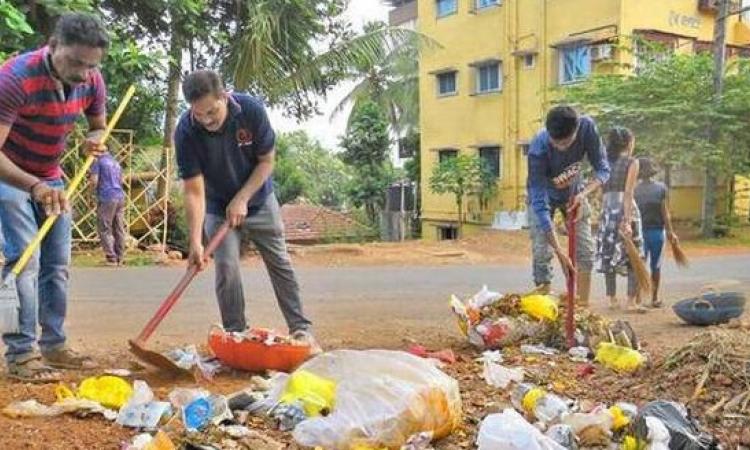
<box><xmin>90</xmin><ymin>151</ymin><xmax>126</xmax><ymax>266</ymax></box>
<box><xmin>526</xmin><ymin>105</ymin><xmax>610</xmax><ymax>307</ymax></box>
<box><xmin>0</xmin><ymin>13</ymin><xmax>109</xmax><ymax>381</ymax></box>
<box><xmin>174</xmin><ymin>70</ymin><xmax>321</xmax><ymax>354</ymax></box>
<box><xmin>595</xmin><ymin>127</ymin><xmax>644</xmax><ymax>313</ymax></box>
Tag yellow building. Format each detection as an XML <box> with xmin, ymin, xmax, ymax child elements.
<box><xmin>414</xmin><ymin>0</ymin><xmax>750</xmax><ymax>240</ymax></box>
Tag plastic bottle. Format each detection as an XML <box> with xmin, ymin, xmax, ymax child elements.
<box><xmin>511</xmin><ymin>383</ymin><xmax>570</xmax><ymax>423</ymax></box>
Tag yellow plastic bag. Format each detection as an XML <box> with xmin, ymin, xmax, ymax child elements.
<box><xmin>521</xmin><ymin>388</ymin><xmax>545</xmax><ymax>415</ymax></box>
<box><xmin>620</xmin><ymin>435</ymin><xmax>645</xmax><ymax>450</ymax></box>
<box><xmin>595</xmin><ymin>342</ymin><xmax>645</xmax><ymax>373</ymax></box>
<box><xmin>280</xmin><ymin>370</ymin><xmax>336</xmax><ymax>417</ymax></box>
<box><xmin>609</xmin><ymin>405</ymin><xmax>630</xmax><ymax>431</ymax></box>
<box><xmin>520</xmin><ymin>294</ymin><xmax>559</xmax><ymax>321</ymax></box>
<box><xmin>78</xmin><ymin>376</ymin><xmax>133</xmax><ymax>409</ymax></box>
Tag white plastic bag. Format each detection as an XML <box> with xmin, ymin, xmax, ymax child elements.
<box><xmin>476</xmin><ymin>409</ymin><xmax>566</xmax><ymax>450</ymax></box>
<box><xmin>468</xmin><ymin>285</ymin><xmax>503</xmax><ymax>310</ymax></box>
<box><xmin>282</xmin><ymin>350</ymin><xmax>461</xmax><ymax>450</ymax></box>
<box><xmin>481</xmin><ymin>353</ymin><xmax>524</xmax><ymax>389</ymax></box>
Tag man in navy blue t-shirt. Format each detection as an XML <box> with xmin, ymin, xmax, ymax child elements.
<box><xmin>174</xmin><ymin>70</ymin><xmax>319</xmax><ymax>352</ymax></box>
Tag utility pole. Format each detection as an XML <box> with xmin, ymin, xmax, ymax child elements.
<box><xmin>703</xmin><ymin>0</ymin><xmax>730</xmax><ymax>237</ymax></box>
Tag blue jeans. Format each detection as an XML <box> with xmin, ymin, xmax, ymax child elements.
<box><xmin>643</xmin><ymin>227</ymin><xmax>665</xmax><ymax>273</ymax></box>
<box><xmin>0</xmin><ymin>180</ymin><xmax>71</xmax><ymax>363</ymax></box>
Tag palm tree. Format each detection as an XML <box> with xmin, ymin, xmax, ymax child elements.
<box><xmin>330</xmin><ymin>21</ymin><xmax>422</xmax><ymax>137</ymax></box>
<box><xmin>224</xmin><ymin>1</ymin><xmax>429</xmax><ymax>123</ymax></box>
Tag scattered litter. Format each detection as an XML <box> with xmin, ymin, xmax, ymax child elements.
<box><xmin>77</xmin><ymin>375</ymin><xmax>133</xmax><ymax>409</ymax></box>
<box><xmin>545</xmin><ymin>424</ymin><xmax>577</xmax><ymax>449</ymax></box>
<box><xmin>560</xmin><ymin>406</ymin><xmax>613</xmax><ymax>435</ymax></box>
<box><xmin>521</xmin><ymin>344</ymin><xmax>559</xmax><ymax>356</ymax></box>
<box><xmin>269</xmin><ymin>402</ymin><xmax>307</xmax><ymax>431</ymax></box>
<box><xmin>123</xmin><ymin>430</ymin><xmax>175</xmax><ymax>450</ymax></box>
<box><xmin>477</xmin><ymin>409</ymin><xmax>566</xmax><ymax>450</ymax></box>
<box><xmin>2</xmin><ymin>400</ymin><xmax>61</xmax><ymax>418</ymax></box>
<box><xmin>279</xmin><ymin>370</ymin><xmax>336</xmax><ymax>417</ymax></box>
<box><xmin>250</xmin><ymin>375</ymin><xmax>273</xmax><ymax>391</ymax></box>
<box><xmin>117</xmin><ymin>380</ymin><xmax>172</xmax><ymax>429</ymax></box>
<box><xmin>575</xmin><ymin>363</ymin><xmax>595</xmax><ymax>378</ymax></box>
<box><xmin>104</xmin><ymin>369</ymin><xmax>133</xmax><ymax>377</ymax></box>
<box><xmin>183</xmin><ymin>397</ymin><xmax>213</xmax><ymax>431</ymax></box>
<box><xmin>407</xmin><ymin>344</ymin><xmax>457</xmax><ymax>365</ymax></box>
<box><xmin>226</xmin><ymin>389</ymin><xmax>266</xmax><ymax>412</ymax></box>
<box><xmin>520</xmin><ymin>294</ymin><xmax>559</xmax><ymax>321</ymax></box>
<box><xmin>401</xmin><ymin>431</ymin><xmax>434</xmax><ymax>450</ymax></box>
<box><xmin>217</xmin><ymin>425</ymin><xmax>253</xmax><ymax>438</ymax></box>
<box><xmin>511</xmin><ymin>383</ymin><xmax>570</xmax><ymax>424</ymax></box>
<box><xmin>567</xmin><ymin>346</ymin><xmax>590</xmax><ymax>362</ymax></box>
<box><xmin>633</xmin><ymin>401</ymin><xmax>720</xmax><ymax>450</ymax></box>
<box><xmin>481</xmin><ymin>352</ymin><xmax>524</xmax><ymax>389</ymax></box>
<box><xmin>163</xmin><ymin>345</ymin><xmax>223</xmax><ymax>379</ymax></box>
<box><xmin>595</xmin><ymin>342</ymin><xmax>645</xmax><ymax>373</ymax></box>
<box><xmin>2</xmin><ymin>397</ymin><xmax>117</xmax><ymax>420</ymax></box>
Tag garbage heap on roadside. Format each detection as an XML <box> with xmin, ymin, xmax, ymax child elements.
<box><xmin>2</xmin><ymin>349</ymin><xmax>463</xmax><ymax>450</ymax></box>
<box><xmin>450</xmin><ymin>286</ymin><xmax>646</xmax><ymax>374</ymax></box>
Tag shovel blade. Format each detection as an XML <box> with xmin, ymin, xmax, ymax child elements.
<box><xmin>128</xmin><ymin>339</ymin><xmax>189</xmax><ymax>374</ymax></box>
<box><xmin>0</xmin><ymin>276</ymin><xmax>20</xmax><ymax>334</ymax></box>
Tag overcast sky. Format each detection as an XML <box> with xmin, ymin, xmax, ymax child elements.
<box><xmin>267</xmin><ymin>0</ymin><xmax>391</xmax><ymax>150</ymax></box>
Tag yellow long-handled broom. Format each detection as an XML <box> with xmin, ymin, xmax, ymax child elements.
<box><xmin>670</xmin><ymin>237</ymin><xmax>689</xmax><ymax>268</ymax></box>
<box><xmin>620</xmin><ymin>231</ymin><xmax>651</xmax><ymax>296</ymax></box>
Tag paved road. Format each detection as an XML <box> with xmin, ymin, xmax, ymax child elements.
<box><xmin>64</xmin><ymin>253</ymin><xmax>750</xmax><ymax>351</ymax></box>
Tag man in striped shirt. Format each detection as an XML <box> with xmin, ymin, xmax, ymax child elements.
<box><xmin>0</xmin><ymin>13</ymin><xmax>109</xmax><ymax>382</ymax></box>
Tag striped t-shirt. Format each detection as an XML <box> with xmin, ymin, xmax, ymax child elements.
<box><xmin>0</xmin><ymin>46</ymin><xmax>106</xmax><ymax>179</ymax></box>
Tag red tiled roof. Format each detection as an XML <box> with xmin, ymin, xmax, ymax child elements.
<box><xmin>281</xmin><ymin>202</ymin><xmax>373</xmax><ymax>243</ymax></box>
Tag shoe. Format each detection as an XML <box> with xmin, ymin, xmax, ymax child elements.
<box><xmin>291</xmin><ymin>329</ymin><xmax>323</xmax><ymax>356</ymax></box>
<box><xmin>42</xmin><ymin>347</ymin><xmax>98</xmax><ymax>370</ymax></box>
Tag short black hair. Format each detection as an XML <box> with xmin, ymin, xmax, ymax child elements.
<box><xmin>51</xmin><ymin>13</ymin><xmax>109</xmax><ymax>49</ymax></box>
<box><xmin>182</xmin><ymin>70</ymin><xmax>225</xmax><ymax>103</ymax></box>
<box><xmin>545</xmin><ymin>105</ymin><xmax>579</xmax><ymax>140</ymax></box>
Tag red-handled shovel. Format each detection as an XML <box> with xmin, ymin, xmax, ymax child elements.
<box><xmin>128</xmin><ymin>223</ymin><xmax>231</xmax><ymax>371</ymax></box>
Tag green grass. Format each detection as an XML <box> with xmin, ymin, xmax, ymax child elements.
<box><xmin>683</xmin><ymin>226</ymin><xmax>750</xmax><ymax>248</ymax></box>
<box><xmin>72</xmin><ymin>250</ymin><xmax>159</xmax><ymax>267</ymax></box>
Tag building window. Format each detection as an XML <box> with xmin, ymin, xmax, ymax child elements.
<box><xmin>436</xmin><ymin>71</ymin><xmax>457</xmax><ymax>96</ymax></box>
<box><xmin>479</xmin><ymin>146</ymin><xmax>501</xmax><ymax>178</ymax></box>
<box><xmin>438</xmin><ymin>225</ymin><xmax>459</xmax><ymax>240</ymax></box>
<box><xmin>436</xmin><ymin>0</ymin><xmax>457</xmax><ymax>18</ymax></box>
<box><xmin>476</xmin><ymin>62</ymin><xmax>501</xmax><ymax>93</ymax></box>
<box><xmin>523</xmin><ymin>54</ymin><xmax>536</xmax><ymax>69</ymax></box>
<box><xmin>438</xmin><ymin>149</ymin><xmax>458</xmax><ymax>164</ymax></box>
<box><xmin>559</xmin><ymin>45</ymin><xmax>591</xmax><ymax>84</ymax></box>
<box><xmin>476</xmin><ymin>0</ymin><xmax>500</xmax><ymax>9</ymax></box>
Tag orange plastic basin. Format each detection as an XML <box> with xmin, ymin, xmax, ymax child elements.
<box><xmin>208</xmin><ymin>328</ymin><xmax>311</xmax><ymax>373</ymax></box>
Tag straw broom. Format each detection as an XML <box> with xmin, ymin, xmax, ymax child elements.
<box><xmin>670</xmin><ymin>237</ymin><xmax>689</xmax><ymax>268</ymax></box>
<box><xmin>620</xmin><ymin>231</ymin><xmax>652</xmax><ymax>296</ymax></box>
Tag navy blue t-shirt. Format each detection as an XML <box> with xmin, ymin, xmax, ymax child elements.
<box><xmin>174</xmin><ymin>93</ymin><xmax>275</xmax><ymax>216</ymax></box>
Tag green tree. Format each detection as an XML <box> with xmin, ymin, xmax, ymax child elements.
<box><xmin>273</xmin><ymin>140</ymin><xmax>306</xmax><ymax>206</ymax></box>
<box><xmin>276</xmin><ymin>131</ymin><xmax>352</xmax><ymax>209</ymax></box>
<box><xmin>561</xmin><ymin>48</ymin><xmax>750</xmax><ymax>234</ymax></box>
<box><xmin>429</xmin><ymin>154</ymin><xmax>484</xmax><ymax>237</ymax></box>
<box><xmin>0</xmin><ymin>1</ymin><xmax>33</xmax><ymax>60</ymax></box>
<box><xmin>340</xmin><ymin>101</ymin><xmax>393</xmax><ymax>225</ymax></box>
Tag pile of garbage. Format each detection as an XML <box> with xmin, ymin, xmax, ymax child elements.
<box><xmin>477</xmin><ymin>396</ymin><xmax>719</xmax><ymax>449</ymax></box>
<box><xmin>450</xmin><ymin>286</ymin><xmax>647</xmax><ymax>374</ymax></box>
<box><xmin>1</xmin><ymin>349</ymin><xmax>462</xmax><ymax>450</ymax></box>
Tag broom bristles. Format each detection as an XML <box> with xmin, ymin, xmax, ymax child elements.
<box><xmin>620</xmin><ymin>232</ymin><xmax>652</xmax><ymax>296</ymax></box>
<box><xmin>670</xmin><ymin>239</ymin><xmax>689</xmax><ymax>268</ymax></box>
